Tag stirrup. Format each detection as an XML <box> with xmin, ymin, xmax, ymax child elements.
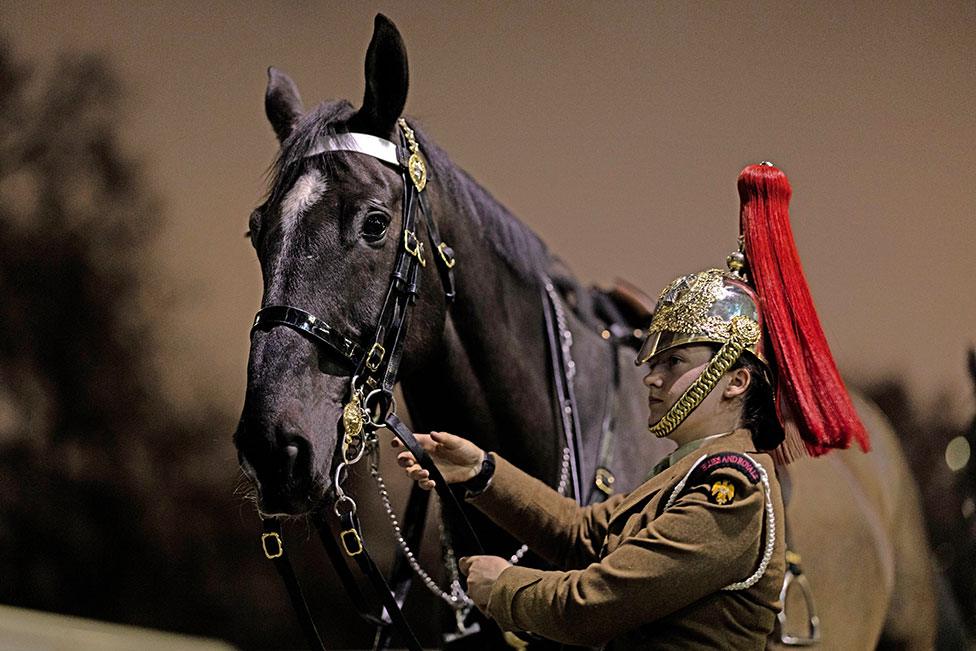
<box><xmin>774</xmin><ymin>552</ymin><xmax>822</xmax><ymax>646</ymax></box>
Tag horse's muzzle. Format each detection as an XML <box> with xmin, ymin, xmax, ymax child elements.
<box><xmin>239</xmin><ymin>434</ymin><xmax>324</xmax><ymax>516</ymax></box>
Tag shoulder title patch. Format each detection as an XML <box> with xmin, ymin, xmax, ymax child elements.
<box><xmin>692</xmin><ymin>452</ymin><xmax>761</xmax><ymax>485</ymax></box>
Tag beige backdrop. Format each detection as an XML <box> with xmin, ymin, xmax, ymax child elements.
<box><xmin>3</xmin><ymin>1</ymin><xmax>974</xmax><ymax>431</ymax></box>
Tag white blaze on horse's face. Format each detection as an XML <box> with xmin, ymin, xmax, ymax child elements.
<box><xmin>269</xmin><ymin>169</ymin><xmax>327</xmax><ymax>290</ymax></box>
<box><xmin>281</xmin><ymin>169</ymin><xmax>326</xmax><ymax>225</ymax></box>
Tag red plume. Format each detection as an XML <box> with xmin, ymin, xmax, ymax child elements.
<box><xmin>738</xmin><ymin>163</ymin><xmax>869</xmax><ymax>461</ymax></box>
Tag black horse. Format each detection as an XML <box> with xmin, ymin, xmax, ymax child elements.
<box><xmin>235</xmin><ymin>15</ymin><xmax>937</xmax><ymax>650</ymax></box>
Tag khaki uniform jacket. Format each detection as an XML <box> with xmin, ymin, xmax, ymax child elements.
<box><xmin>469</xmin><ymin>429</ymin><xmax>785</xmax><ymax>649</ymax></box>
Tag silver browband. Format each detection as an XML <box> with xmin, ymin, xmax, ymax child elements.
<box><xmin>304</xmin><ymin>132</ymin><xmax>403</xmax><ymax>167</ymax></box>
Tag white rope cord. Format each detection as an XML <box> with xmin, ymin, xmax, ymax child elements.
<box><xmin>664</xmin><ymin>452</ymin><xmax>776</xmax><ymax>592</ymax></box>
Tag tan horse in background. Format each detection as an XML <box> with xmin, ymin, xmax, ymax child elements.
<box><xmin>773</xmin><ymin>394</ymin><xmax>936</xmax><ymax>649</ymax></box>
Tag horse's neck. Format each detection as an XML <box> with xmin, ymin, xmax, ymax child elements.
<box><xmin>400</xmin><ymin>153</ymin><xmax>614</xmax><ymax>485</ymax></box>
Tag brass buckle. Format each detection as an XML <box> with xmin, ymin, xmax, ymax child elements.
<box><xmin>261</xmin><ymin>532</ymin><xmax>283</xmax><ymax>559</ymax></box>
<box><xmin>404</xmin><ymin>230</ymin><xmax>426</xmax><ymax>266</ymax></box>
<box><xmin>437</xmin><ymin>242</ymin><xmax>456</xmax><ymax>269</ymax></box>
<box><xmin>340</xmin><ymin>528</ymin><xmax>364</xmax><ymax>556</ymax></box>
<box><xmin>595</xmin><ymin>467</ymin><xmax>616</xmax><ymax>496</ymax></box>
<box><xmin>365</xmin><ymin>342</ymin><xmax>385</xmax><ymax>371</ymax></box>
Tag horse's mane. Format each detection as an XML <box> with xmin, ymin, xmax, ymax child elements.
<box><xmin>415</xmin><ymin>128</ymin><xmax>551</xmax><ymax>286</ymax></box>
<box><xmin>266</xmin><ymin>100</ymin><xmax>552</xmax><ymax>287</ymax></box>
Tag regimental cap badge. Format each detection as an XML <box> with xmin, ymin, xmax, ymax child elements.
<box><xmin>710</xmin><ymin>480</ymin><xmax>735</xmax><ymax>505</ymax></box>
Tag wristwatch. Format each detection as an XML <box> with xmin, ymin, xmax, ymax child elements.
<box><xmin>460</xmin><ymin>451</ymin><xmax>496</xmax><ymax>497</ymax></box>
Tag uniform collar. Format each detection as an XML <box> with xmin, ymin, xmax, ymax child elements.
<box><xmin>648</xmin><ymin>428</ymin><xmax>752</xmax><ymax>479</ymax></box>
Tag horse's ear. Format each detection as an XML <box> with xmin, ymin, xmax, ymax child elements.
<box><xmin>265</xmin><ymin>67</ymin><xmax>304</xmax><ymax>143</ymax></box>
<box><xmin>352</xmin><ymin>14</ymin><xmax>408</xmax><ymax>137</ymax></box>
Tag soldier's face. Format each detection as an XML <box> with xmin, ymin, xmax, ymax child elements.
<box><xmin>642</xmin><ymin>344</ymin><xmax>728</xmax><ymax>440</ymax></box>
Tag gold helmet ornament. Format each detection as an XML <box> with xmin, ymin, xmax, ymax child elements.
<box><xmin>637</xmin><ymin>163</ymin><xmax>870</xmax><ymax>462</ymax></box>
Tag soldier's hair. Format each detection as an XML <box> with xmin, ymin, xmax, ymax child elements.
<box><xmin>729</xmin><ymin>353</ymin><xmax>784</xmax><ymax>451</ymax></box>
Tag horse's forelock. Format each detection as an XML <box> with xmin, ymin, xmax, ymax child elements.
<box><xmin>266</xmin><ymin>100</ymin><xmax>356</xmax><ymax>205</ymax></box>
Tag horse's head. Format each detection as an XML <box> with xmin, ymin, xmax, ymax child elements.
<box><xmin>235</xmin><ymin>15</ymin><xmax>447</xmax><ymax>515</ymax></box>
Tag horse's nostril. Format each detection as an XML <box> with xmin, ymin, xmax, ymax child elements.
<box><xmin>284</xmin><ymin>443</ymin><xmax>300</xmax><ymax>475</ymax></box>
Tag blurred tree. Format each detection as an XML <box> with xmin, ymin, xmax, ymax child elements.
<box><xmin>0</xmin><ymin>34</ymin><xmax>175</xmax><ymax>614</ymax></box>
<box><xmin>0</xmin><ymin>37</ymin><xmax>379</xmax><ymax>649</ymax></box>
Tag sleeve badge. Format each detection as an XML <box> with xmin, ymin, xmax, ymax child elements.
<box><xmin>710</xmin><ymin>480</ymin><xmax>735</xmax><ymax>505</ymax></box>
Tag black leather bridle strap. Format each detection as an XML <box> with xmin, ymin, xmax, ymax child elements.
<box><xmin>386</xmin><ymin>412</ymin><xmax>484</xmax><ymax>555</ymax></box>
<box><xmin>419</xmin><ymin>192</ymin><xmax>456</xmax><ymax>303</ymax></box>
<box><xmin>329</xmin><ymin>509</ymin><xmax>424</xmax><ymax>651</ymax></box>
<box><xmin>261</xmin><ymin>519</ymin><xmax>328</xmax><ymax>651</ymax></box>
<box><xmin>252</xmin><ymin>305</ymin><xmax>364</xmax><ymax>370</ymax></box>
<box><xmin>312</xmin><ymin>513</ymin><xmax>386</xmax><ymax>626</ymax></box>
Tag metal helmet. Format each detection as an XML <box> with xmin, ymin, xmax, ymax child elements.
<box><xmin>635</xmin><ymin>162</ymin><xmax>869</xmax><ymax>460</ymax></box>
<box><xmin>636</xmin><ymin>264</ymin><xmax>768</xmax><ymax>438</ymax></box>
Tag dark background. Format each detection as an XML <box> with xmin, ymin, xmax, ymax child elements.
<box><xmin>0</xmin><ymin>3</ymin><xmax>973</xmax><ymax>648</ymax></box>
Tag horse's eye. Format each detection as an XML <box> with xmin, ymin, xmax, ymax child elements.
<box><xmin>362</xmin><ymin>211</ymin><xmax>390</xmax><ymax>242</ymax></box>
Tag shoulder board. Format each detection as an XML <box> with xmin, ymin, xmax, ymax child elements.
<box><xmin>689</xmin><ymin>452</ymin><xmax>761</xmax><ymax>485</ymax></box>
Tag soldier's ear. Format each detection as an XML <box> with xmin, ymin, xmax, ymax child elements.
<box><xmin>723</xmin><ymin>367</ymin><xmax>751</xmax><ymax>400</ymax></box>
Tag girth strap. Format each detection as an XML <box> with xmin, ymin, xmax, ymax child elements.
<box><xmin>542</xmin><ymin>281</ymin><xmax>584</xmax><ymax>503</ymax></box>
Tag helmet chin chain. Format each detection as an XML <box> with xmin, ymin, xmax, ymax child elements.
<box><xmin>647</xmin><ymin>315</ymin><xmax>760</xmax><ymax>438</ymax></box>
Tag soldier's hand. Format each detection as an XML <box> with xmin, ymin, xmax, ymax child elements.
<box><xmin>458</xmin><ymin>555</ymin><xmax>511</xmax><ymax>613</ymax></box>
<box><xmin>392</xmin><ymin>431</ymin><xmax>484</xmax><ymax>489</ymax></box>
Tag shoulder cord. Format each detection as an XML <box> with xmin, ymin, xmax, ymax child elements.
<box><xmin>664</xmin><ymin>452</ymin><xmax>776</xmax><ymax>591</ymax></box>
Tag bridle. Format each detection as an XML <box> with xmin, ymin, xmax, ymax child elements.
<box><xmin>250</xmin><ymin>119</ymin><xmax>473</xmax><ymax>651</ymax></box>
<box><xmin>252</xmin><ymin>119</ymin><xmax>456</xmax><ymax>414</ymax></box>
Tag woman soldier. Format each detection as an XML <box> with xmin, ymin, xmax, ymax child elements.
<box><xmin>395</xmin><ymin>163</ymin><xmax>868</xmax><ymax>649</ymax></box>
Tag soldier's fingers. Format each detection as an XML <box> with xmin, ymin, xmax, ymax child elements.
<box><xmin>458</xmin><ymin>556</ymin><xmax>471</xmax><ymax>575</ymax></box>
<box><xmin>408</xmin><ymin>467</ymin><xmax>429</xmax><ymax>480</ymax></box>
<box><xmin>396</xmin><ymin>451</ymin><xmax>417</xmax><ymax>467</ymax></box>
<box><xmin>429</xmin><ymin>431</ymin><xmax>461</xmax><ymax>449</ymax></box>
<box><xmin>410</xmin><ymin>433</ymin><xmax>435</xmax><ymax>450</ymax></box>
<box><xmin>420</xmin><ymin>478</ymin><xmax>435</xmax><ymax>490</ymax></box>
